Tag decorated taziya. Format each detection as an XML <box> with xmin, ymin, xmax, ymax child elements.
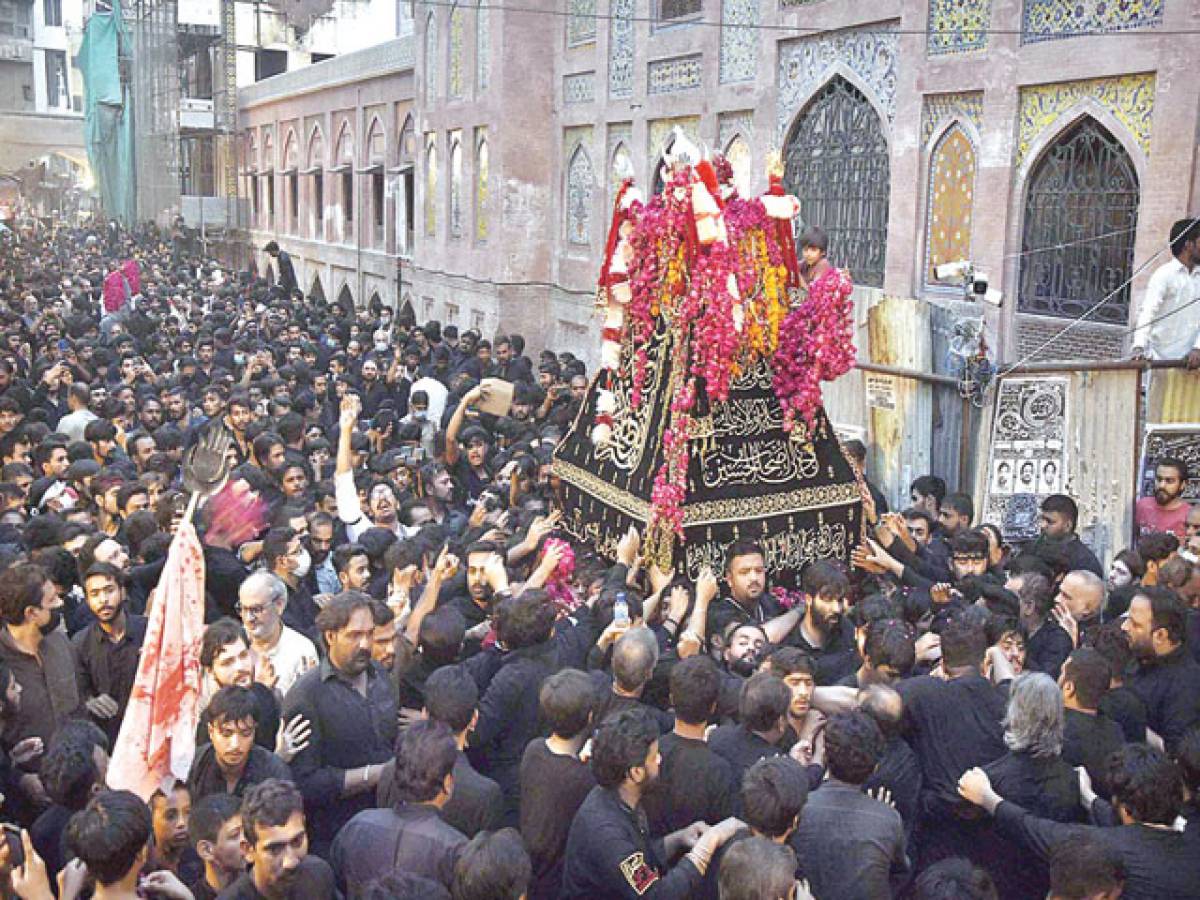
<box><xmin>591</xmin><ymin>132</ymin><xmax>856</xmax><ymax>539</ymax></box>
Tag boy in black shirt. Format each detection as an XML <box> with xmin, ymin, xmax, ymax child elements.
<box><xmin>189</xmin><ymin>794</ymin><xmax>246</xmax><ymax>900</ymax></box>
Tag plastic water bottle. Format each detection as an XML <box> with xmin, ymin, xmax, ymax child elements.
<box><xmin>613</xmin><ymin>592</ymin><xmax>630</xmax><ymax>627</ymax></box>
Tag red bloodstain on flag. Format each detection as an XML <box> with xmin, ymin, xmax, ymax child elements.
<box><xmin>108</xmin><ymin>517</ymin><xmax>206</xmax><ymax>800</ymax></box>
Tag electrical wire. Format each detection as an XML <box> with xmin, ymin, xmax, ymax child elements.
<box><xmin>1000</xmin><ymin>225</ymin><xmax>1140</xmax><ymax>260</ymax></box>
<box><xmin>997</xmin><ymin>213</ymin><xmax>1200</xmax><ymax>375</ymax></box>
<box><xmin>410</xmin><ymin>0</ymin><xmax>1200</xmax><ymax>37</ymax></box>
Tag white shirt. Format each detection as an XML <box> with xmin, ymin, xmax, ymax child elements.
<box><xmin>1132</xmin><ymin>257</ymin><xmax>1200</xmax><ymax>359</ymax></box>
<box><xmin>56</xmin><ymin>408</ymin><xmax>99</xmax><ymax>443</ymax></box>
<box><xmin>254</xmin><ymin>626</ymin><xmax>319</xmax><ymax>698</ymax></box>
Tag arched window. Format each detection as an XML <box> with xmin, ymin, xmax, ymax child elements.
<box><xmin>334</xmin><ymin>123</ymin><xmax>355</xmax><ymax>242</ymax></box>
<box><xmin>1018</xmin><ymin>116</ymin><xmax>1139</xmax><ymax>324</ymax></box>
<box><xmin>610</xmin><ymin>141</ymin><xmax>633</xmax><ymax>195</ymax></box>
<box><xmin>282</xmin><ymin>129</ymin><xmax>300</xmax><ymax>234</ymax></box>
<box><xmin>261</xmin><ymin>130</ymin><xmax>276</xmax><ymax>230</ymax></box>
<box><xmin>566</xmin><ymin>144</ymin><xmax>594</xmax><ymax>245</ymax></box>
<box><xmin>449</xmin><ymin>136</ymin><xmax>463</xmax><ymax>237</ymax></box>
<box><xmin>365</xmin><ymin>118</ymin><xmax>386</xmax><ymax>248</ymax></box>
<box><xmin>783</xmin><ymin>75</ymin><xmax>890</xmax><ymax>287</ymax></box>
<box><xmin>337</xmin><ymin>283</ymin><xmax>354</xmax><ymax>309</ymax></box>
<box><xmin>425</xmin><ymin>14</ymin><xmax>438</xmax><ymax>105</ymax></box>
<box><xmin>448</xmin><ymin>7</ymin><xmax>465</xmax><ymax>99</ymax></box>
<box><xmin>723</xmin><ymin>134</ymin><xmax>751</xmax><ymax>198</ymax></box>
<box><xmin>309</xmin><ymin>274</ymin><xmax>326</xmax><ymax>303</ymax></box>
<box><xmin>424</xmin><ymin>135</ymin><xmax>438</xmax><ymax>236</ymax></box>
<box><xmin>925</xmin><ymin>123</ymin><xmax>977</xmax><ymax>290</ymax></box>
<box><xmin>476</xmin><ymin>134</ymin><xmax>490</xmax><ymax>241</ymax></box>
<box><xmin>397</xmin><ymin>116</ymin><xmax>416</xmax><ymax>253</ymax></box>
<box><xmin>306</xmin><ymin>126</ymin><xmax>325</xmax><ymax>241</ymax></box>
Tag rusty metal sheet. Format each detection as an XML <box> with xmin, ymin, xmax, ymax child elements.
<box><xmin>866</xmin><ymin>294</ymin><xmax>932</xmax><ymax>510</ymax></box>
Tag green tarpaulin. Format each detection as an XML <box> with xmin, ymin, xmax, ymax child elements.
<box><xmin>78</xmin><ymin>0</ymin><xmax>136</xmax><ymax>225</ymax></box>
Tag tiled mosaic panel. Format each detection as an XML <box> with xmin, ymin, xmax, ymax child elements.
<box><xmin>475</xmin><ymin>131</ymin><xmax>489</xmax><ymax>241</ymax></box>
<box><xmin>648</xmin><ymin>54</ymin><xmax>703</xmax><ymax>94</ymax></box>
<box><xmin>448</xmin><ymin>8</ymin><xmax>465</xmax><ymax>98</ymax></box>
<box><xmin>719</xmin><ymin>0</ymin><xmax>758</xmax><ymax>84</ymax></box>
<box><xmin>425</xmin><ymin>15</ymin><xmax>438</xmax><ymax>104</ymax></box>
<box><xmin>449</xmin><ymin>136</ymin><xmax>463</xmax><ymax>237</ymax></box>
<box><xmin>476</xmin><ymin>1</ymin><xmax>490</xmax><ymax>91</ymax></box>
<box><xmin>567</xmin><ymin>144</ymin><xmax>595</xmax><ymax>245</ymax></box>
<box><xmin>424</xmin><ymin>135</ymin><xmax>437</xmax><ymax>235</ymax></box>
<box><xmin>927</xmin><ymin>0</ymin><xmax>989</xmax><ymax>55</ymax></box>
<box><xmin>1016</xmin><ymin>73</ymin><xmax>1155</xmax><ymax>166</ymax></box>
<box><xmin>567</xmin><ymin>0</ymin><xmax>597</xmax><ymax>45</ymax></box>
<box><xmin>777</xmin><ymin>24</ymin><xmax>899</xmax><ymax>136</ymax></box>
<box><xmin>1023</xmin><ymin>0</ymin><xmax>1162</xmax><ymax>43</ymax></box>
<box><xmin>609</xmin><ymin>0</ymin><xmax>635</xmax><ymax>99</ymax></box>
<box><xmin>921</xmin><ymin>91</ymin><xmax>984</xmax><ymax>146</ymax></box>
<box><xmin>648</xmin><ymin>116</ymin><xmax>700</xmax><ymax>161</ymax></box>
<box><xmin>564</xmin><ymin>71</ymin><xmax>597</xmax><ymax>104</ymax></box>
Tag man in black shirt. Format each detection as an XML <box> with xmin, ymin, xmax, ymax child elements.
<box><xmin>708</xmin><ymin>673</ymin><xmax>790</xmax><ymax>784</ymax></box>
<box><xmin>643</xmin><ymin>656</ymin><xmax>736</xmax><ymax>836</ymax></box>
<box><xmin>1060</xmin><ymin>647</ymin><xmax>1125</xmax><ymax>797</ymax></box>
<box><xmin>281</xmin><ymin>591</ymin><xmax>398</xmax><ymax>857</ymax></box>
<box><xmin>219</xmin><ymin>779</ymin><xmax>336</xmax><ymax>900</ymax></box>
<box><xmin>331</xmin><ymin>720</ymin><xmax>467</xmax><ymax>894</ymax></box>
<box><xmin>188</xmin><ymin>686</ymin><xmax>291</xmax><ymax>801</ymax></box>
<box><xmin>698</xmin><ymin>756</ymin><xmax>809</xmax><ymax>900</ymax></box>
<box><xmin>560</xmin><ymin>709</ymin><xmax>744</xmax><ymax>899</ymax></box>
<box><xmin>73</xmin><ymin>562</ymin><xmax>147</xmax><ymax>746</ymax></box>
<box><xmin>1123</xmin><ymin>586</ymin><xmax>1200</xmax><ymax>751</ymax></box>
<box><xmin>377</xmin><ymin>665</ymin><xmax>503</xmax><ymax>837</ymax></box>
<box><xmin>791</xmin><ymin>560</ymin><xmax>858</xmax><ymax>686</ymax></box>
<box><xmin>1028</xmin><ymin>494</ymin><xmax>1104</xmax><ymax>579</ymax></box>
<box><xmin>793</xmin><ymin>711</ymin><xmax>909</xmax><ymax>899</ymax></box>
<box><xmin>264</xmin><ymin>242</ymin><xmax>297</xmax><ymax>297</ymax></box>
<box><xmin>199</xmin><ymin>618</ymin><xmax>281</xmax><ymax>752</ymax></box>
<box><xmin>959</xmin><ymin>744</ymin><xmax>1200</xmax><ymax>899</ymax></box>
<box><xmin>705</xmin><ymin>541</ymin><xmax>799</xmax><ymax>648</ymax></box>
<box><xmin>889</xmin><ymin>614</ymin><xmax>1006</xmax><ymax>866</ymax></box>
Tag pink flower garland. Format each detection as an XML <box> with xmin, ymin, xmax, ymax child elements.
<box><xmin>616</xmin><ymin>171</ymin><xmax>855</xmax><ymax>539</ymax></box>
<box><xmin>771</xmin><ymin>267</ymin><xmax>855</xmax><ymax>432</ymax></box>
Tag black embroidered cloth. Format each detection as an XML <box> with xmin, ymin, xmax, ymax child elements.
<box><xmin>552</xmin><ymin>325</ymin><xmax>862</xmax><ymax>585</ymax></box>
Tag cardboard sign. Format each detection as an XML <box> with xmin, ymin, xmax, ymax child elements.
<box><xmin>478</xmin><ymin>378</ymin><xmax>514</xmax><ymax>417</ymax></box>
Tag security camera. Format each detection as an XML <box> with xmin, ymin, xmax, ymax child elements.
<box><xmin>934</xmin><ymin>260</ymin><xmax>972</xmax><ymax>282</ymax></box>
<box><xmin>970</xmin><ymin>271</ymin><xmax>989</xmax><ymax>296</ymax></box>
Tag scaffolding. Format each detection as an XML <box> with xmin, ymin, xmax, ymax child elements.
<box><xmin>125</xmin><ymin>0</ymin><xmax>239</xmax><ymax>231</ymax></box>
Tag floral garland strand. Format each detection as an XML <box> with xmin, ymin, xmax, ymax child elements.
<box><xmin>771</xmin><ymin>267</ymin><xmax>856</xmax><ymax>432</ymax></box>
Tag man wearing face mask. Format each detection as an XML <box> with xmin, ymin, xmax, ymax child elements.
<box><xmin>400</xmin><ymin>389</ymin><xmax>437</xmax><ymax>458</ymax></box>
<box><xmin>0</xmin><ymin>563</ymin><xmax>79</xmax><ymax>754</ymax></box>
<box><xmin>261</xmin><ymin>527</ymin><xmax>320</xmax><ymax>644</ymax></box>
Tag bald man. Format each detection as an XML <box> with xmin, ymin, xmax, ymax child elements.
<box><xmin>1055</xmin><ymin>570</ymin><xmax>1106</xmax><ymax>636</ymax></box>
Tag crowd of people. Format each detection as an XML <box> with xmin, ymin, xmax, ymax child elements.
<box><xmin>0</xmin><ymin>221</ymin><xmax>1197</xmax><ymax>900</ymax></box>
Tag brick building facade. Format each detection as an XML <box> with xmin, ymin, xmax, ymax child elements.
<box><xmin>236</xmin><ymin>0</ymin><xmax>1200</xmax><ymax>368</ymax></box>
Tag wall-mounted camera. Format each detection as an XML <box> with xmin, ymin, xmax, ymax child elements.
<box><xmin>933</xmin><ymin>260</ymin><xmax>1003</xmax><ymax>307</ymax></box>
